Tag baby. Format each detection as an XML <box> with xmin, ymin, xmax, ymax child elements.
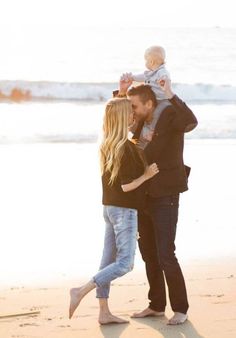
<box><xmin>123</xmin><ymin>45</ymin><xmax>170</xmax><ymax>100</ymax></box>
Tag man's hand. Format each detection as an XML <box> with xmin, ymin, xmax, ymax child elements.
<box><xmin>119</xmin><ymin>73</ymin><xmax>133</xmax><ymax>95</ymax></box>
<box><xmin>158</xmin><ymin>77</ymin><xmax>175</xmax><ymax>99</ymax></box>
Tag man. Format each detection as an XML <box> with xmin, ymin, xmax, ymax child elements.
<box><xmin>114</xmin><ymin>76</ymin><xmax>198</xmax><ymax>325</ymax></box>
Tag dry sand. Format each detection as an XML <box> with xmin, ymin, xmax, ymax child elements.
<box><xmin>0</xmin><ymin>258</ymin><xmax>235</xmax><ymax>338</ymax></box>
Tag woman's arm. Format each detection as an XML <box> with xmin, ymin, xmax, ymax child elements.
<box><xmin>121</xmin><ymin>163</ymin><xmax>159</xmax><ymax>192</ymax></box>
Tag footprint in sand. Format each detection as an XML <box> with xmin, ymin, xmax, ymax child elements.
<box><xmin>19</xmin><ymin>323</ymin><xmax>39</xmax><ymax>327</ymax></box>
<box><xmin>29</xmin><ymin>305</ymin><xmax>49</xmax><ymax>311</ymax></box>
<box><xmin>128</xmin><ymin>298</ymin><xmax>136</xmax><ymax>303</ymax></box>
<box><xmin>57</xmin><ymin>325</ymin><xmax>71</xmax><ymax>328</ymax></box>
<box><xmin>200</xmin><ymin>294</ymin><xmax>224</xmax><ymax>298</ymax></box>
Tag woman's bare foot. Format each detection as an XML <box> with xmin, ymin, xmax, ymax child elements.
<box><xmin>69</xmin><ymin>281</ymin><xmax>96</xmax><ymax>319</ymax></box>
<box><xmin>168</xmin><ymin>312</ymin><xmax>188</xmax><ymax>325</ymax></box>
<box><xmin>69</xmin><ymin>280</ymin><xmax>96</xmax><ymax>319</ymax></box>
<box><xmin>69</xmin><ymin>287</ymin><xmax>85</xmax><ymax>319</ymax></box>
<box><xmin>99</xmin><ymin>312</ymin><xmax>129</xmax><ymax>325</ymax></box>
<box><xmin>131</xmin><ymin>307</ymin><xmax>165</xmax><ymax>318</ymax></box>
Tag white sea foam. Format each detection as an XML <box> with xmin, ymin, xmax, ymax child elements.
<box><xmin>1</xmin><ymin>81</ymin><xmax>236</xmax><ymax>103</ymax></box>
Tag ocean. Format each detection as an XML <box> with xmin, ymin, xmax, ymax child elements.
<box><xmin>0</xmin><ymin>27</ymin><xmax>236</xmax><ymax>142</ymax></box>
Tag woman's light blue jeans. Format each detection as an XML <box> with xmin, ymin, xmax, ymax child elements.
<box><xmin>93</xmin><ymin>205</ymin><xmax>138</xmax><ymax>299</ymax></box>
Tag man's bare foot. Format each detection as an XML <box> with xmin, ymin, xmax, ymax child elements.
<box><xmin>99</xmin><ymin>313</ymin><xmax>129</xmax><ymax>325</ymax></box>
<box><xmin>168</xmin><ymin>312</ymin><xmax>188</xmax><ymax>325</ymax></box>
<box><xmin>131</xmin><ymin>307</ymin><xmax>165</xmax><ymax>318</ymax></box>
<box><xmin>69</xmin><ymin>287</ymin><xmax>84</xmax><ymax>319</ymax></box>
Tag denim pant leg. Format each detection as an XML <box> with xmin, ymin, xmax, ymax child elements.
<box><xmin>96</xmin><ymin>206</ymin><xmax>117</xmax><ymax>298</ymax></box>
<box><xmin>148</xmin><ymin>195</ymin><xmax>189</xmax><ymax>314</ymax></box>
<box><xmin>94</xmin><ymin>206</ymin><xmax>137</xmax><ymax>298</ymax></box>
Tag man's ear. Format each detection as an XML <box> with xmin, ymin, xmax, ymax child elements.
<box><xmin>146</xmin><ymin>99</ymin><xmax>153</xmax><ymax>110</ymax></box>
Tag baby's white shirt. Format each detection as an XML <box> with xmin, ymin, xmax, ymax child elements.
<box><xmin>132</xmin><ymin>64</ymin><xmax>170</xmax><ymax>100</ymax></box>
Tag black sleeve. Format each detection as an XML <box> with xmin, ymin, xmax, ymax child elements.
<box><xmin>113</xmin><ymin>89</ymin><xmax>127</xmax><ymax>98</ymax></box>
<box><xmin>113</xmin><ymin>89</ymin><xmax>119</xmax><ymax>97</ymax></box>
<box><xmin>144</xmin><ymin>97</ymin><xmax>198</xmax><ymax>164</ymax></box>
<box><xmin>119</xmin><ymin>148</ymin><xmax>135</xmax><ymax>185</ymax></box>
<box><xmin>169</xmin><ymin>95</ymin><xmax>198</xmax><ymax>133</ymax></box>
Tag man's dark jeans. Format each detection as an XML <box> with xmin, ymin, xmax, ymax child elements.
<box><xmin>138</xmin><ymin>194</ymin><xmax>189</xmax><ymax>314</ymax></box>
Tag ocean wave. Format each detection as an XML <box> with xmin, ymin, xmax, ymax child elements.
<box><xmin>0</xmin><ymin>81</ymin><xmax>236</xmax><ymax>103</ymax></box>
<box><xmin>1</xmin><ymin>132</ymin><xmax>235</xmax><ymax>145</ymax></box>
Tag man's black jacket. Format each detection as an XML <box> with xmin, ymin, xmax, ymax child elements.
<box><xmin>132</xmin><ymin>95</ymin><xmax>198</xmax><ymax>198</ymax></box>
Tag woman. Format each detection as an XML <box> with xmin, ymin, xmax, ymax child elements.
<box><xmin>69</xmin><ymin>98</ymin><xmax>159</xmax><ymax>324</ymax></box>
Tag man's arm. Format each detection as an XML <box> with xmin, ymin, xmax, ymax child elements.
<box><xmin>169</xmin><ymin>94</ymin><xmax>198</xmax><ymax>133</ymax></box>
<box><xmin>113</xmin><ymin>76</ymin><xmax>141</xmax><ymax>133</ymax></box>
<box><xmin>159</xmin><ymin>78</ymin><xmax>198</xmax><ymax>133</ymax></box>
<box><xmin>113</xmin><ymin>74</ymin><xmax>133</xmax><ymax>98</ymax></box>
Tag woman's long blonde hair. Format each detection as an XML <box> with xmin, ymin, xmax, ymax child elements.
<box><xmin>100</xmin><ymin>98</ymin><xmax>132</xmax><ymax>185</ymax></box>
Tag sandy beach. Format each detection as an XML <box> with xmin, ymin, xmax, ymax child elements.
<box><xmin>0</xmin><ymin>259</ymin><xmax>235</xmax><ymax>338</ymax></box>
<box><xmin>0</xmin><ymin>138</ymin><xmax>235</xmax><ymax>337</ymax></box>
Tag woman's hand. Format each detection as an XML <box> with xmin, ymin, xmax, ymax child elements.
<box><xmin>144</xmin><ymin>163</ymin><xmax>159</xmax><ymax>180</ymax></box>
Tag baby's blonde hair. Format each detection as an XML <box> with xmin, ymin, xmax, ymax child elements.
<box><xmin>145</xmin><ymin>45</ymin><xmax>166</xmax><ymax>64</ymax></box>
<box><xmin>100</xmin><ymin>98</ymin><xmax>131</xmax><ymax>185</ymax></box>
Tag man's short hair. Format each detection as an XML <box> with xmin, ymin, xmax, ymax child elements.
<box><xmin>127</xmin><ymin>85</ymin><xmax>157</xmax><ymax>106</ymax></box>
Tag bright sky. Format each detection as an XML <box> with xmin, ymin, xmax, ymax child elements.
<box><xmin>0</xmin><ymin>0</ymin><xmax>235</xmax><ymax>82</ymax></box>
<box><xmin>0</xmin><ymin>0</ymin><xmax>235</xmax><ymax>27</ymax></box>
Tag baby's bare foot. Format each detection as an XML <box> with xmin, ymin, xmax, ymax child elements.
<box><xmin>168</xmin><ymin>312</ymin><xmax>188</xmax><ymax>325</ymax></box>
<box><xmin>99</xmin><ymin>313</ymin><xmax>129</xmax><ymax>325</ymax></box>
<box><xmin>131</xmin><ymin>307</ymin><xmax>165</xmax><ymax>318</ymax></box>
